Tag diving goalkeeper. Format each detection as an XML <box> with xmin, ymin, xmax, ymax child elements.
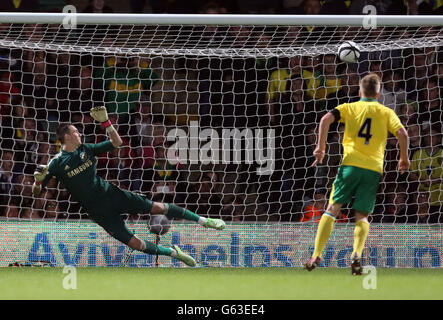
<box><xmin>32</xmin><ymin>106</ymin><xmax>226</xmax><ymax>267</ymax></box>
<box><xmin>304</xmin><ymin>73</ymin><xmax>410</xmax><ymax>275</ymax></box>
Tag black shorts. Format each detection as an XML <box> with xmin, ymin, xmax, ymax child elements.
<box><xmin>84</xmin><ymin>184</ymin><xmax>154</xmax><ymax>245</ymax></box>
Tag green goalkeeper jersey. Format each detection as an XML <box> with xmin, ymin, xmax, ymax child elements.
<box><xmin>42</xmin><ymin>141</ymin><xmax>115</xmax><ymax>207</ymax></box>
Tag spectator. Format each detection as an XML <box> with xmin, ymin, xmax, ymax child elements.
<box><xmin>334</xmin><ymin>67</ymin><xmax>360</xmax><ymax>105</ymax></box>
<box><xmin>94</xmin><ymin>56</ymin><xmax>159</xmax><ymax>118</ymax></box>
<box><xmin>302</xmin><ymin>54</ymin><xmax>341</xmax><ymax>109</ymax></box>
<box><xmin>0</xmin><ymin>150</ymin><xmax>15</xmax><ymax>215</ymax></box>
<box><xmin>68</xmin><ymin>65</ymin><xmax>104</xmax><ymax>114</ymax></box>
<box><xmin>236</xmin><ymin>0</ymin><xmax>276</xmax><ymax>14</ymax></box>
<box><xmin>1</xmin><ymin>95</ymin><xmax>24</xmax><ymax>150</ymax></box>
<box><xmin>199</xmin><ymin>1</ymin><xmax>228</xmax><ymax>14</ymax></box>
<box><xmin>349</xmin><ymin>0</ymin><xmax>393</xmax><ymax>15</ymax></box>
<box><xmin>10</xmin><ymin>173</ymin><xmax>34</xmax><ymax>217</ymax></box>
<box><xmin>413</xmin><ymin>191</ymin><xmax>434</xmax><ymax>223</ymax></box>
<box><xmin>406</xmin><ymin>49</ymin><xmax>432</xmax><ymax>101</ymax></box>
<box><xmin>267</xmin><ymin>56</ymin><xmax>303</xmax><ymax>106</ymax></box>
<box><xmin>186</xmin><ymin>172</ymin><xmax>224</xmax><ymax>218</ymax></box>
<box><xmin>409</xmin><ymin>124</ymin><xmax>442</xmax><ymax>223</ymax></box>
<box><xmin>378</xmin><ymin>71</ymin><xmax>407</xmax><ymax>114</ymax></box>
<box><xmin>302</xmin><ymin>0</ymin><xmax>321</xmax><ymax>14</ymax></box>
<box><xmin>436</xmin><ymin>62</ymin><xmax>443</xmax><ymax>82</ymax></box>
<box><xmin>406</xmin><ymin>0</ymin><xmax>436</xmax><ymax>15</ymax></box>
<box><xmin>143</xmin><ymin>140</ymin><xmax>182</xmax><ymax>204</ymax></box>
<box><xmin>225</xmin><ymin>25</ymin><xmax>251</xmax><ymax>48</ymax></box>
<box><xmin>22</xmin><ymin>50</ymin><xmax>59</xmax><ymax>124</ymax></box>
<box><xmin>42</xmin><ymin>194</ymin><xmax>59</xmax><ymax>219</ymax></box>
<box><xmin>417</xmin><ymin>77</ymin><xmax>442</xmax><ymax>125</ymax></box>
<box><xmin>293</xmin><ymin>125</ymin><xmax>318</xmax><ymax>201</ymax></box>
<box><xmin>382</xmin><ymin>135</ymin><xmax>403</xmax><ymax>193</ymax></box>
<box><xmin>0</xmin><ymin>71</ymin><xmax>20</xmax><ymax>108</ymax></box>
<box><xmin>381</xmin><ymin>186</ymin><xmax>416</xmax><ymax>223</ymax></box>
<box><xmin>299</xmin><ymin>188</ymin><xmax>327</xmax><ymax>222</ymax></box>
<box><xmin>367</xmin><ymin>60</ymin><xmax>383</xmax><ymax>80</ymax></box>
<box><xmin>399</xmin><ymin>103</ymin><xmax>418</xmax><ymax>126</ymax></box>
<box><xmin>41</xmin><ymin>190</ymin><xmax>67</xmax><ymax>220</ymax></box>
<box><xmin>407</xmin><ymin>123</ymin><xmax>422</xmax><ymax>159</ymax></box>
<box><xmin>283</xmin><ymin>26</ymin><xmax>303</xmax><ymax>46</ymax></box>
<box><xmin>82</xmin><ymin>0</ymin><xmax>114</xmax><ymax>13</ymax></box>
<box><xmin>300</xmin><ymin>188</ymin><xmax>347</xmax><ymax>223</ymax></box>
<box><xmin>0</xmin><ymin>0</ymin><xmax>39</xmax><ymax>12</ymax></box>
<box><xmin>131</xmin><ymin>102</ymin><xmax>153</xmax><ymax>146</ymax></box>
<box><xmin>320</xmin><ymin>0</ymin><xmax>348</xmax><ymax>14</ymax></box>
<box><xmin>273</xmin><ymin>75</ymin><xmax>312</xmax><ymax>176</ymax></box>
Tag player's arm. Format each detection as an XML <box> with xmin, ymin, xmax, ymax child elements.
<box><xmin>32</xmin><ymin>160</ymin><xmax>56</xmax><ymax>196</ymax></box>
<box><xmin>311</xmin><ymin>111</ymin><xmax>336</xmax><ymax>167</ymax></box>
<box><xmin>90</xmin><ymin>106</ymin><xmax>123</xmax><ymax>148</ymax></box>
<box><xmin>32</xmin><ymin>165</ymin><xmax>47</xmax><ymax>196</ymax></box>
<box><xmin>396</xmin><ymin>127</ymin><xmax>410</xmax><ymax>174</ymax></box>
<box><xmin>388</xmin><ymin>109</ymin><xmax>410</xmax><ymax>174</ymax></box>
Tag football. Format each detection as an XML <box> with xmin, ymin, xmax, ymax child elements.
<box><xmin>148</xmin><ymin>215</ymin><xmax>171</xmax><ymax>235</ymax></box>
<box><xmin>338</xmin><ymin>41</ymin><xmax>361</xmax><ymax>63</ymax></box>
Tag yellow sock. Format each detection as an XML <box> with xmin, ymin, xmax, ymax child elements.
<box><xmin>352</xmin><ymin>218</ymin><xmax>370</xmax><ymax>259</ymax></box>
<box><xmin>312</xmin><ymin>213</ymin><xmax>335</xmax><ymax>259</ymax></box>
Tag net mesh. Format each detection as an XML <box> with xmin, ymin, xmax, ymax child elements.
<box><xmin>0</xmin><ymin>21</ymin><xmax>442</xmax><ymax>228</ymax></box>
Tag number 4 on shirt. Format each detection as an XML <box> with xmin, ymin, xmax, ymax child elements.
<box><xmin>358</xmin><ymin>118</ymin><xmax>373</xmax><ymax>145</ymax></box>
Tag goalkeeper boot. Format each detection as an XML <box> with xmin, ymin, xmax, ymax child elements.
<box><xmin>304</xmin><ymin>257</ymin><xmax>322</xmax><ymax>272</ymax></box>
<box><xmin>204</xmin><ymin>218</ymin><xmax>226</xmax><ymax>230</ymax></box>
<box><xmin>351</xmin><ymin>253</ymin><xmax>362</xmax><ymax>276</ymax></box>
<box><xmin>173</xmin><ymin>245</ymin><xmax>196</xmax><ymax>267</ymax></box>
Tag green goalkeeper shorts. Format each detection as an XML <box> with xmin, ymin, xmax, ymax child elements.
<box><xmin>329</xmin><ymin>165</ymin><xmax>381</xmax><ymax>214</ymax></box>
<box><xmin>84</xmin><ymin>183</ymin><xmax>154</xmax><ymax>245</ymax></box>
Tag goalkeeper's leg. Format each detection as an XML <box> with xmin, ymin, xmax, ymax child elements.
<box><xmin>111</xmin><ymin>186</ymin><xmax>226</xmax><ymax>231</ymax></box>
<box><xmin>151</xmin><ymin>202</ymin><xmax>226</xmax><ymax>230</ymax></box>
<box><xmin>128</xmin><ymin>236</ymin><xmax>196</xmax><ymax>267</ymax></box>
<box><xmin>90</xmin><ymin>212</ymin><xmax>196</xmax><ymax>267</ymax></box>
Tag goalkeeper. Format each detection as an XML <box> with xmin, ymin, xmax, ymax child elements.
<box><xmin>304</xmin><ymin>73</ymin><xmax>410</xmax><ymax>275</ymax></box>
<box><xmin>32</xmin><ymin>106</ymin><xmax>226</xmax><ymax>267</ymax></box>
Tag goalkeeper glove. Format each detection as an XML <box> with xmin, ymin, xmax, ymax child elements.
<box><xmin>90</xmin><ymin>106</ymin><xmax>114</xmax><ymax>131</ymax></box>
<box><xmin>33</xmin><ymin>164</ymin><xmax>48</xmax><ymax>196</ymax></box>
<box><xmin>34</xmin><ymin>164</ymin><xmax>48</xmax><ymax>185</ymax></box>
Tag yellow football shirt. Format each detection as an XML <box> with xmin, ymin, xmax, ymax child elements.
<box><xmin>410</xmin><ymin>148</ymin><xmax>443</xmax><ymax>207</ymax></box>
<box><xmin>335</xmin><ymin>98</ymin><xmax>404</xmax><ymax>174</ymax></box>
<box><xmin>302</xmin><ymin>69</ymin><xmax>341</xmax><ymax>100</ymax></box>
<box><xmin>266</xmin><ymin>69</ymin><xmax>290</xmax><ymax>102</ymax></box>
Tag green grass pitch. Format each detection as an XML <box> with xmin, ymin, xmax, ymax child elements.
<box><xmin>0</xmin><ymin>268</ymin><xmax>441</xmax><ymax>300</ymax></box>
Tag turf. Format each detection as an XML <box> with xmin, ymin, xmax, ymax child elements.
<box><xmin>0</xmin><ymin>268</ymin><xmax>441</xmax><ymax>300</ymax></box>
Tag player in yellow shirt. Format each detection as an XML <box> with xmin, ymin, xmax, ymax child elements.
<box><xmin>304</xmin><ymin>73</ymin><xmax>410</xmax><ymax>275</ymax></box>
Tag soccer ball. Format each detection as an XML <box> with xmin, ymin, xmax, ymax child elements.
<box><xmin>148</xmin><ymin>215</ymin><xmax>171</xmax><ymax>235</ymax></box>
<box><xmin>338</xmin><ymin>41</ymin><xmax>361</xmax><ymax>63</ymax></box>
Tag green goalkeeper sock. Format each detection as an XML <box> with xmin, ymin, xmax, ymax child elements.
<box><xmin>164</xmin><ymin>203</ymin><xmax>201</xmax><ymax>223</ymax></box>
<box><xmin>142</xmin><ymin>240</ymin><xmax>173</xmax><ymax>256</ymax></box>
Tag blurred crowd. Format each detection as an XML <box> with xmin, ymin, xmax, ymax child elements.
<box><xmin>0</xmin><ymin>0</ymin><xmax>442</xmax><ymax>15</ymax></box>
<box><xmin>0</xmin><ymin>0</ymin><xmax>442</xmax><ymax>224</ymax></box>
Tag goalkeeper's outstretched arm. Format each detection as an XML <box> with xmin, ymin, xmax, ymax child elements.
<box><xmin>90</xmin><ymin>106</ymin><xmax>123</xmax><ymax>148</ymax></box>
<box><xmin>32</xmin><ymin>164</ymin><xmax>48</xmax><ymax>196</ymax></box>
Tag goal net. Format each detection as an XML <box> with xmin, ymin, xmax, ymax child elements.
<box><xmin>0</xmin><ymin>14</ymin><xmax>441</xmax><ymax>267</ymax></box>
